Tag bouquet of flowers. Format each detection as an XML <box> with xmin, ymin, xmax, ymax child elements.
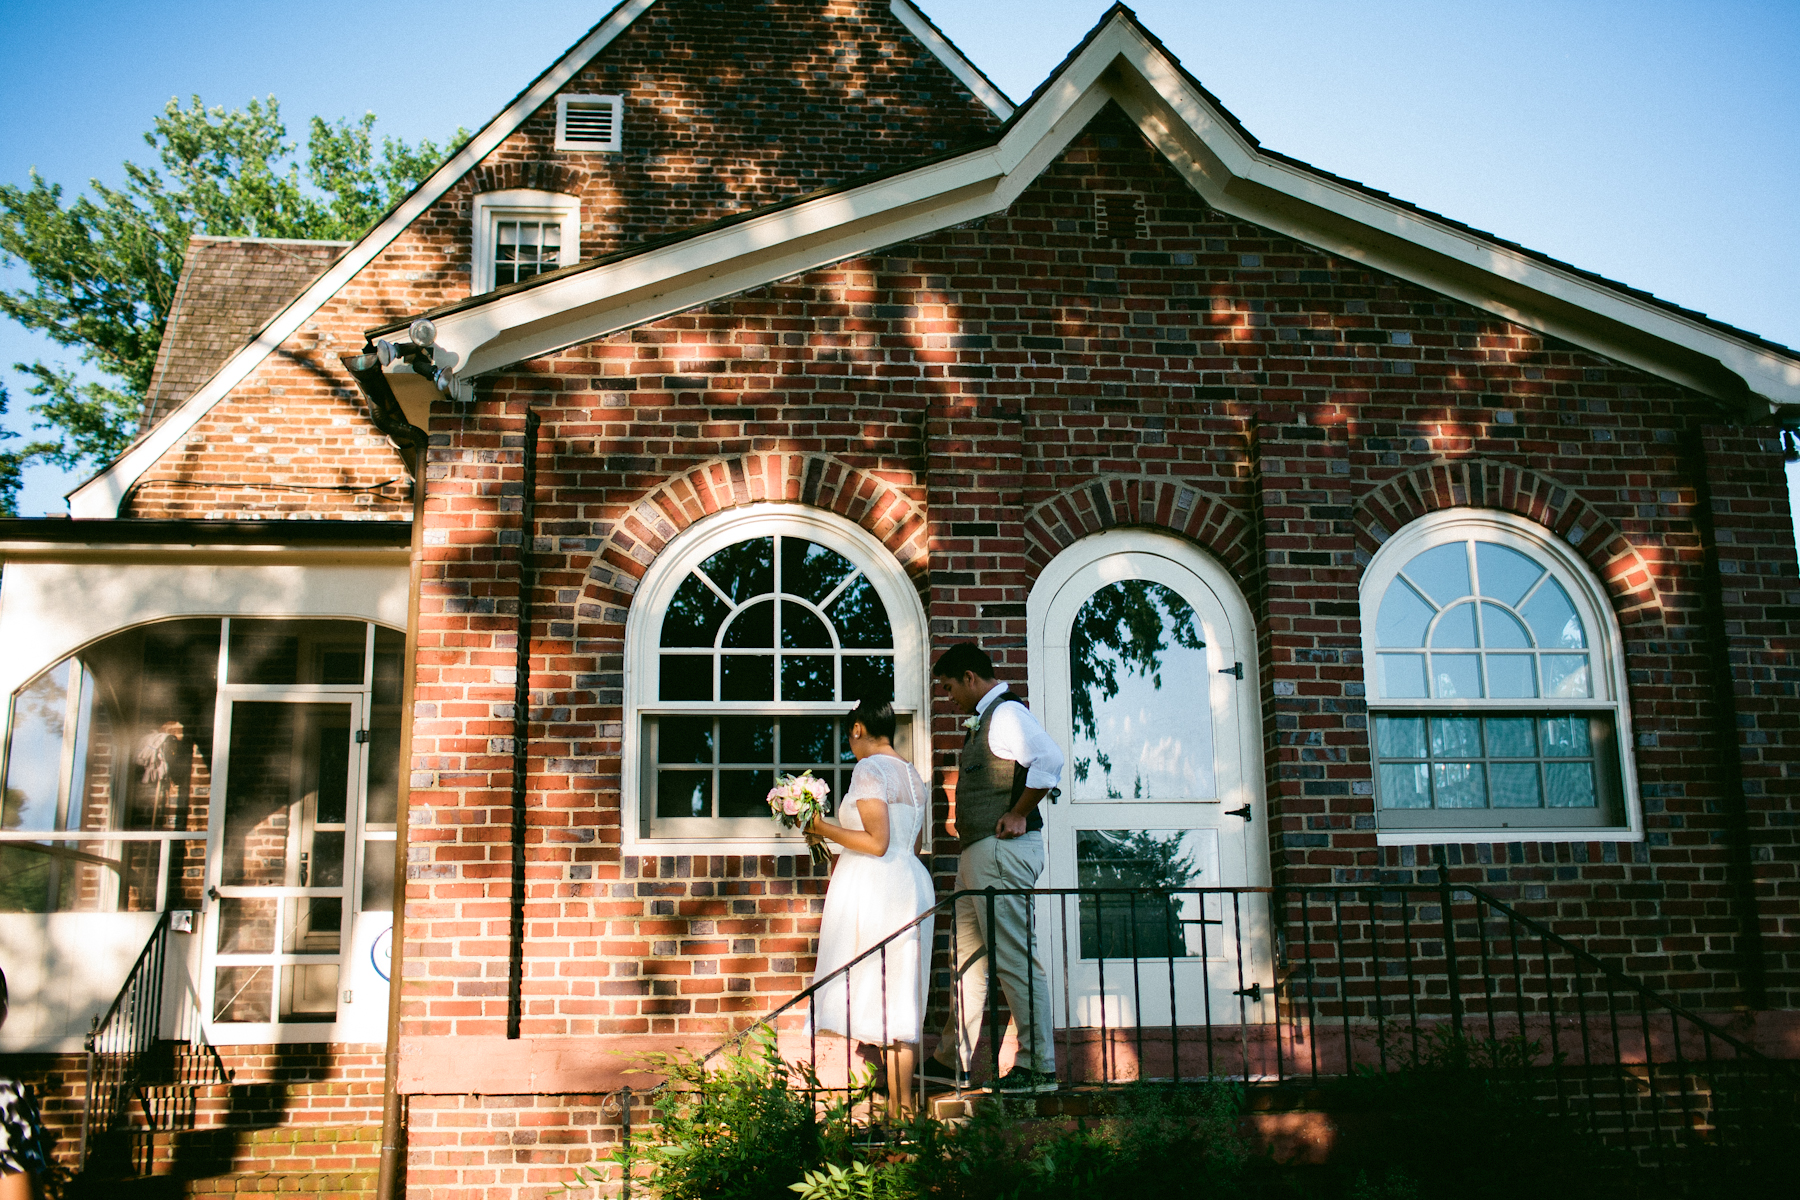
<box><xmin>767</xmin><ymin>770</ymin><xmax>832</xmax><ymax>867</ymax></box>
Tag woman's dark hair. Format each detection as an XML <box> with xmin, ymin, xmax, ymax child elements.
<box><xmin>846</xmin><ymin>693</ymin><xmax>897</xmax><ymax>742</ymax></box>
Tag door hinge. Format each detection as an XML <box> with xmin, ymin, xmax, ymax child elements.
<box><xmin>355</xmin><ymin>729</ymin><xmax>370</xmax><ymax>744</ymax></box>
<box><xmin>1232</xmin><ymin>981</ymin><xmax>1263</xmax><ymax>1002</ymax></box>
<box><xmin>1218</xmin><ymin>662</ymin><xmax>1243</xmax><ymax>679</ymax></box>
<box><xmin>1225</xmin><ymin>805</ymin><xmax>1252</xmax><ymax>822</ymax></box>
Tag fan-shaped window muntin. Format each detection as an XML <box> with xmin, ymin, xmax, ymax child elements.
<box><xmin>1374</xmin><ymin>539</ymin><xmax>1591</xmax><ymax>703</ymax></box>
<box><xmin>632</xmin><ymin>514</ymin><xmax>923</xmax><ymax>847</ymax></box>
<box><xmin>1362</xmin><ymin>516</ymin><xmax>1636</xmax><ymax>837</ymax></box>
<box><xmin>657</xmin><ymin>534</ymin><xmax>894</xmax><ymax>705</ymax></box>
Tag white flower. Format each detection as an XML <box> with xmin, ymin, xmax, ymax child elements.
<box><xmin>961</xmin><ymin>715</ymin><xmax>981</xmax><ymax>731</ymax></box>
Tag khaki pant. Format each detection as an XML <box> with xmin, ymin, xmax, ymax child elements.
<box><xmin>938</xmin><ymin>831</ymin><xmax>1056</xmax><ymax>1074</ymax></box>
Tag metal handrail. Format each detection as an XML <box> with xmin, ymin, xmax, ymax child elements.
<box><xmin>78</xmin><ymin>910</ymin><xmax>230</xmax><ymax>1170</ymax></box>
<box><xmin>607</xmin><ymin>881</ymin><xmax>1795</xmax><ymax>1194</ymax></box>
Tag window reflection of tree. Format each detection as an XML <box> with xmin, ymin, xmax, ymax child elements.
<box><xmin>1069</xmin><ymin>581</ymin><xmax>1204</xmax><ymax>798</ymax></box>
<box><xmin>1077</xmin><ymin>829</ymin><xmax>1202</xmax><ymax>959</ymax></box>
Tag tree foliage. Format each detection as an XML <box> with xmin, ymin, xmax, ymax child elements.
<box><xmin>0</xmin><ymin>95</ymin><xmax>467</xmax><ymax>506</ymax></box>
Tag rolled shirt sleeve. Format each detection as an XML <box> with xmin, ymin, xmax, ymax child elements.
<box><xmin>982</xmin><ymin>691</ymin><xmax>1065</xmax><ymax>791</ymax></box>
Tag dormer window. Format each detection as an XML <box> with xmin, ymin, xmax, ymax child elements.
<box><xmin>470</xmin><ymin>190</ymin><xmax>581</xmax><ymax>295</ymax></box>
<box><xmin>555</xmin><ymin>95</ymin><xmax>624</xmax><ymax>152</ymax></box>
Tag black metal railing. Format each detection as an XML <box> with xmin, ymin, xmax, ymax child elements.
<box><xmin>79</xmin><ymin>911</ymin><xmax>230</xmax><ymax>1170</ymax></box>
<box><xmin>607</xmin><ymin>882</ymin><xmax>1796</xmax><ymax>1193</ymax></box>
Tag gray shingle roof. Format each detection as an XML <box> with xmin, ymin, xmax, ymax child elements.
<box><xmin>140</xmin><ymin>236</ymin><xmax>349</xmax><ymax>431</ymax></box>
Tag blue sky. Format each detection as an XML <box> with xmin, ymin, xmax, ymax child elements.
<box><xmin>2</xmin><ymin>0</ymin><xmax>1796</xmax><ymax>534</ymax></box>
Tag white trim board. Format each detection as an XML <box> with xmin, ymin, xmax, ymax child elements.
<box><xmin>67</xmin><ymin>0</ymin><xmax>1021</xmax><ymax>518</ymax></box>
<box><xmin>888</xmin><ymin>0</ymin><xmax>1014</xmax><ymax>119</ymax></box>
<box><xmin>398</xmin><ymin>11</ymin><xmax>1800</xmax><ymax>421</ymax></box>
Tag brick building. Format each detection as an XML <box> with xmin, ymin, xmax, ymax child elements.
<box><xmin>0</xmin><ymin>3</ymin><xmax>1795</xmax><ymax>1196</ymax></box>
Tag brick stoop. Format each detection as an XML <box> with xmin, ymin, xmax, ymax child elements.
<box><xmin>75</xmin><ymin>1123</ymin><xmax>380</xmax><ymax>1199</ymax></box>
<box><xmin>100</xmin><ymin>1171</ymin><xmax>375</xmax><ymax>1198</ymax></box>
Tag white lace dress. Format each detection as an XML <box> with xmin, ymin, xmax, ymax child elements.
<box><xmin>810</xmin><ymin>754</ymin><xmax>936</xmax><ymax>1044</ymax></box>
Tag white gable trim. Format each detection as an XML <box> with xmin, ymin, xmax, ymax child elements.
<box><xmin>411</xmin><ymin>13</ymin><xmax>1800</xmax><ymax>418</ymax></box>
<box><xmin>66</xmin><ymin>0</ymin><xmax>661</xmax><ymax>519</ymax></box>
<box><xmin>889</xmin><ymin>0</ymin><xmax>1013</xmax><ymax>119</ymax></box>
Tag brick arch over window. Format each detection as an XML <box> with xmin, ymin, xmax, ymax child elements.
<box><xmin>1023</xmin><ymin>475</ymin><xmax>1255</xmax><ymax>579</ymax></box>
<box><xmin>576</xmin><ymin>453</ymin><xmax>928</xmax><ymax>621</ymax></box>
<box><xmin>470</xmin><ymin>161</ymin><xmax>590</xmax><ymax>195</ymax></box>
<box><xmin>1355</xmin><ymin>459</ymin><xmax>1663</xmax><ymax>623</ymax></box>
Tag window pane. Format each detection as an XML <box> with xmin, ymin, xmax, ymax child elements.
<box><xmin>2</xmin><ymin>662</ymin><xmax>70</xmax><ymax>833</ymax></box>
<box><xmin>1430</xmin><ymin>716</ymin><xmax>1482</xmax><ymax>759</ymax></box>
<box><xmin>657</xmin><ymin>772</ymin><xmax>712</xmax><ymax>818</ymax></box>
<box><xmin>366</xmin><ymin>705</ymin><xmax>403</xmax><ymax>827</ymax></box>
<box><xmin>700</xmin><ymin>537</ymin><xmax>774</xmax><ymax>604</ymax></box>
<box><xmin>827</xmin><ymin>574</ymin><xmax>892</xmax><ymax>648</ymax></box>
<box><xmin>781</xmin><ymin>537</ymin><xmax>854</xmax><ymax>604</ymax></box>
<box><xmin>1068</xmin><ymin>580</ymin><xmax>1215</xmax><ymax>801</ymax></box>
<box><xmin>719</xmin><ymin>717</ymin><xmax>774</xmax><ymax>763</ymax></box>
<box><xmin>1521</xmin><ymin>578</ymin><xmax>1585</xmax><ymax>649</ymax></box>
<box><xmin>310</xmin><ymin>831</ymin><xmax>346</xmax><ymax>887</ymax></box>
<box><xmin>781</xmin><ymin>655</ymin><xmax>834</xmax><ymax>701</ymax></box>
<box><xmin>1542</xmin><ymin>655</ymin><xmax>1590</xmax><ymax>699</ymax></box>
<box><xmin>1374</xmin><ymin>715</ymin><xmax>1427</xmax><ymax>759</ymax></box>
<box><xmin>1540</xmin><ymin>716</ymin><xmax>1590</xmax><ymax>756</ymax></box>
<box><xmin>1379</xmin><ymin>653</ymin><xmax>1427</xmax><ymax>698</ymax></box>
<box><xmin>781</xmin><ymin>717</ymin><xmax>835</xmax><ymax>764</ymax></box>
<box><xmin>228</xmin><ymin>619</ymin><xmax>366</xmax><ymax>685</ymax></box>
<box><xmin>1432</xmin><ymin>762</ymin><xmax>1487</xmax><ymax>808</ymax></box>
<box><xmin>660</xmin><ymin>655</ymin><xmax>713</xmax><ymax>701</ymax></box>
<box><xmin>1379</xmin><ymin>763</ymin><xmax>1432</xmax><ymax>808</ymax></box>
<box><xmin>718</xmin><ymin>769</ymin><xmax>774</xmax><ymax>817</ymax></box>
<box><xmin>1376</xmin><ymin>578</ymin><xmax>1434</xmax><ymax>648</ymax></box>
<box><xmin>1430</xmin><ymin>654</ymin><xmax>1481</xmax><ymax>699</ymax></box>
<box><xmin>282</xmin><ymin>963</ymin><xmax>339</xmax><ymax>1022</ymax></box>
<box><xmin>780</xmin><ymin>600</ymin><xmax>833</xmax><ymax>648</ymax></box>
<box><xmin>1431</xmin><ymin>602</ymin><xmax>1479</xmax><ymax>648</ymax></box>
<box><xmin>720</xmin><ymin>655</ymin><xmax>773</xmax><ymax>700</ymax></box>
<box><xmin>373</xmin><ymin>625</ymin><xmax>406</xmax><ymax>705</ymax></box>
<box><xmin>283</xmin><ymin>897</ymin><xmax>343</xmax><ymax>954</ymax></box>
<box><xmin>1484</xmin><ymin>717</ymin><xmax>1537</xmax><ymax>758</ymax></box>
<box><xmin>661</xmin><ymin>574</ymin><xmax>729</xmax><ymax>647</ymax></box>
<box><xmin>361</xmin><ymin>841</ymin><xmax>395</xmax><ymax>913</ymax></box>
<box><xmin>218</xmin><ymin>897</ymin><xmax>277</xmax><ymax>954</ymax></box>
<box><xmin>1403</xmin><ymin>543</ymin><xmax>1471</xmax><ymax>606</ymax></box>
<box><xmin>1489</xmin><ymin>762</ymin><xmax>1542</xmax><ymax>808</ymax></box>
<box><xmin>214</xmin><ymin>966</ymin><xmax>272</xmax><ymax>1023</ymax></box>
<box><xmin>1484</xmin><ymin>654</ymin><xmax>1537</xmax><ymax>699</ymax></box>
<box><xmin>1474</xmin><ymin>543</ymin><xmax>1544</xmax><ymax>606</ymax></box>
<box><xmin>1546</xmin><ymin>762</ymin><xmax>1597</xmax><ymax>807</ymax></box>
<box><xmin>841</xmin><ymin>655</ymin><xmax>893</xmax><ymax>702</ymax></box>
<box><xmin>723</xmin><ymin>599</ymin><xmax>774</xmax><ymax>648</ymax></box>
<box><xmin>1076</xmin><ymin>829</ymin><xmax>1213</xmax><ymax>959</ymax></box>
<box><xmin>658</xmin><ymin>716</ymin><xmax>715</xmax><ymax>763</ymax></box>
<box><xmin>1480</xmin><ymin>603</ymin><xmax>1530</xmax><ymax>649</ymax></box>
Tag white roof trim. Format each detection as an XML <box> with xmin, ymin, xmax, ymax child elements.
<box><xmin>414</xmin><ymin>12</ymin><xmax>1800</xmax><ymax>420</ymax></box>
<box><xmin>66</xmin><ymin>0</ymin><xmax>660</xmax><ymax>519</ymax></box>
<box><xmin>888</xmin><ymin>0</ymin><xmax>1014</xmax><ymax>119</ymax></box>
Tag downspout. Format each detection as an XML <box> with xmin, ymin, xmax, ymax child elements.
<box><xmin>1683</xmin><ymin>429</ymin><xmax>1766</xmax><ymax>1008</ymax></box>
<box><xmin>343</xmin><ymin>351</ymin><xmax>428</xmax><ymax>1200</ymax></box>
<box><xmin>507</xmin><ymin>409</ymin><xmax>542</xmax><ymax>1039</ymax></box>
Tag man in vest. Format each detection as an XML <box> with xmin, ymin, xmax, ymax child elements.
<box><xmin>922</xmin><ymin>642</ymin><xmax>1063</xmax><ymax>1094</ymax></box>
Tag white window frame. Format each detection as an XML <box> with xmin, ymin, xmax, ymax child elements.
<box><xmin>470</xmin><ymin>189</ymin><xmax>581</xmax><ymax>296</ymax></box>
<box><xmin>623</xmin><ymin>504</ymin><xmax>931</xmax><ymax>857</ymax></box>
<box><xmin>1360</xmin><ymin>508</ymin><xmax>1642</xmax><ymax>845</ymax></box>
<box><xmin>555</xmin><ymin>94</ymin><xmax>624</xmax><ymax>152</ymax></box>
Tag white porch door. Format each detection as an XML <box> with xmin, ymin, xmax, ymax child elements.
<box><xmin>1030</xmin><ymin>532</ymin><xmax>1272</xmax><ymax>1034</ymax></box>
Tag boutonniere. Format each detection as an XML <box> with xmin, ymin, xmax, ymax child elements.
<box><xmin>961</xmin><ymin>715</ymin><xmax>981</xmax><ymax>732</ymax></box>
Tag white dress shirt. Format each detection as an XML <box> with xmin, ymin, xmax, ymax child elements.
<box><xmin>974</xmin><ymin>682</ymin><xmax>1065</xmax><ymax>791</ymax></box>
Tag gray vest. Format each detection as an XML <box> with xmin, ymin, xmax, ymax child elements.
<box><xmin>956</xmin><ymin>692</ymin><xmax>1043</xmax><ymax>850</ymax></box>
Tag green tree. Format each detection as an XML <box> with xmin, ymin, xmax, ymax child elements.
<box><xmin>0</xmin><ymin>96</ymin><xmax>467</xmax><ymax>505</ymax></box>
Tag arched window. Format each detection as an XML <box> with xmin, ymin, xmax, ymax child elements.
<box><xmin>625</xmin><ymin>506</ymin><xmax>929</xmax><ymax>852</ymax></box>
<box><xmin>1360</xmin><ymin>510</ymin><xmax>1640</xmax><ymax>841</ymax></box>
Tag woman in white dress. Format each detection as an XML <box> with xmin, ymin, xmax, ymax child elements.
<box><xmin>806</xmin><ymin>695</ymin><xmax>936</xmax><ymax>1119</ymax></box>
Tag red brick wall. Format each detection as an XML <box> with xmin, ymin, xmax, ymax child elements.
<box><xmin>396</xmin><ymin>101</ymin><xmax>1797</xmax><ymax>1084</ymax></box>
<box><xmin>122</xmin><ymin>0</ymin><xmax>1001</xmax><ymax>522</ymax></box>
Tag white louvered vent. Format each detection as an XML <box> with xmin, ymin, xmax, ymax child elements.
<box><xmin>555</xmin><ymin>95</ymin><xmax>624</xmax><ymax>153</ymax></box>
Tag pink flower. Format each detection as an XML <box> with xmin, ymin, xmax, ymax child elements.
<box><xmin>783</xmin><ymin>796</ymin><xmax>800</xmax><ymax>815</ymax></box>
